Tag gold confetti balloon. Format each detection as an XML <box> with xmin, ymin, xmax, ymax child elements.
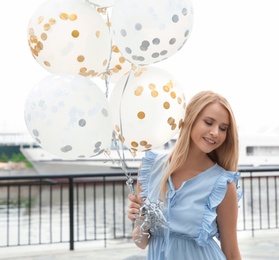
<box><xmin>24</xmin><ymin>74</ymin><xmax>114</xmax><ymax>159</ymax></box>
<box><xmin>111</xmin><ymin>0</ymin><xmax>194</xmax><ymax>66</ymax></box>
<box><xmin>109</xmin><ymin>66</ymin><xmax>186</xmax><ymax>152</ymax></box>
<box><xmin>27</xmin><ymin>0</ymin><xmax>111</xmax><ymax>77</ymax></box>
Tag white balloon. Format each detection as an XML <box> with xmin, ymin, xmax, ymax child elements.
<box><xmin>24</xmin><ymin>74</ymin><xmax>113</xmax><ymax>159</ymax></box>
<box><xmin>111</xmin><ymin>0</ymin><xmax>194</xmax><ymax>66</ymax></box>
<box><xmin>109</xmin><ymin>66</ymin><xmax>186</xmax><ymax>152</ymax></box>
<box><xmin>27</xmin><ymin>0</ymin><xmax>111</xmax><ymax>77</ymax></box>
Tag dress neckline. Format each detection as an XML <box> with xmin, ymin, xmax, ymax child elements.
<box><xmin>168</xmin><ymin>163</ymin><xmax>218</xmax><ymax>192</ymax></box>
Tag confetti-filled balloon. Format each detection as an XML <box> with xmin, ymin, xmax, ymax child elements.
<box><xmin>109</xmin><ymin>66</ymin><xmax>186</xmax><ymax>152</ymax></box>
<box><xmin>24</xmin><ymin>74</ymin><xmax>113</xmax><ymax>159</ymax></box>
<box><xmin>27</xmin><ymin>0</ymin><xmax>111</xmax><ymax>77</ymax></box>
<box><xmin>111</xmin><ymin>0</ymin><xmax>194</xmax><ymax>66</ymax></box>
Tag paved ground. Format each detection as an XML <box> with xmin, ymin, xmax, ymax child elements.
<box><xmin>0</xmin><ymin>230</ymin><xmax>278</xmax><ymax>260</ymax></box>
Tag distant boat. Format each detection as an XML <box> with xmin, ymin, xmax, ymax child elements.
<box><xmin>19</xmin><ymin>130</ymin><xmax>279</xmax><ymax>175</ymax></box>
<box><xmin>19</xmin><ymin>137</ymin><xmax>174</xmax><ymax>175</ymax></box>
<box><xmin>238</xmin><ymin>131</ymin><xmax>279</xmax><ymax>167</ymax></box>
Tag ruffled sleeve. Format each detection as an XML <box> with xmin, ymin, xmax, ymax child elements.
<box><xmin>138</xmin><ymin>150</ymin><xmax>159</xmax><ymax>198</ymax></box>
<box><xmin>196</xmin><ymin>171</ymin><xmax>242</xmax><ymax>246</ymax></box>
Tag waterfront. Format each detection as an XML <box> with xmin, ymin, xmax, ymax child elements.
<box><xmin>0</xmin><ymin>166</ymin><xmax>278</xmax><ymax>260</ymax></box>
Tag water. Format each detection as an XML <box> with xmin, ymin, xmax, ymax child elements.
<box><xmin>0</xmin><ymin>170</ymin><xmax>132</xmax><ymax>247</ymax></box>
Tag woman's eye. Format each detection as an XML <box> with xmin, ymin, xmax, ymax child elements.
<box><xmin>205</xmin><ymin>121</ymin><xmax>212</xmax><ymax>125</ymax></box>
<box><xmin>219</xmin><ymin>127</ymin><xmax>227</xmax><ymax>132</ymax></box>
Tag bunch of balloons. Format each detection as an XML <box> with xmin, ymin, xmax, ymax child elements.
<box><xmin>24</xmin><ymin>0</ymin><xmax>194</xmax><ymax>159</ymax></box>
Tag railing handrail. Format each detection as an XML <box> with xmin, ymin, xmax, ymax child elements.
<box><xmin>0</xmin><ymin>171</ymin><xmax>138</xmax><ymax>181</ymax></box>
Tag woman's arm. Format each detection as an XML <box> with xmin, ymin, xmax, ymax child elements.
<box><xmin>217</xmin><ymin>181</ymin><xmax>242</xmax><ymax>260</ymax></box>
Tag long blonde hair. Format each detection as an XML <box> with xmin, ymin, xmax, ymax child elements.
<box><xmin>160</xmin><ymin>90</ymin><xmax>239</xmax><ymax>198</ymax></box>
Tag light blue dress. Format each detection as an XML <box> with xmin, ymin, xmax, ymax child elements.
<box><xmin>138</xmin><ymin>151</ymin><xmax>242</xmax><ymax>260</ymax></box>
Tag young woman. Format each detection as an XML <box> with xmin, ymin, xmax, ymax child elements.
<box><xmin>127</xmin><ymin>90</ymin><xmax>242</xmax><ymax>259</ymax></box>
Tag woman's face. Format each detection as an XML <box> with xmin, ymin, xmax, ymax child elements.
<box><xmin>190</xmin><ymin>102</ymin><xmax>229</xmax><ymax>154</ymax></box>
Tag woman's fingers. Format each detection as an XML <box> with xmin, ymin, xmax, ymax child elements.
<box><xmin>127</xmin><ymin>200</ymin><xmax>141</xmax><ymax>222</ymax></box>
<box><xmin>128</xmin><ymin>193</ymin><xmax>141</xmax><ymax>204</ymax></box>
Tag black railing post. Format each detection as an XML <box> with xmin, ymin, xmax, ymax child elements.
<box><xmin>250</xmin><ymin>172</ymin><xmax>254</xmax><ymax>237</ymax></box>
<box><xmin>69</xmin><ymin>177</ymin><xmax>74</xmax><ymax>250</ymax></box>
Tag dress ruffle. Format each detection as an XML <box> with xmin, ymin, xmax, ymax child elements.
<box><xmin>138</xmin><ymin>150</ymin><xmax>158</xmax><ymax>198</ymax></box>
<box><xmin>195</xmin><ymin>171</ymin><xmax>242</xmax><ymax>246</ymax></box>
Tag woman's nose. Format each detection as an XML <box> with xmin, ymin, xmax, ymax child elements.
<box><xmin>210</xmin><ymin>127</ymin><xmax>218</xmax><ymax>137</ymax></box>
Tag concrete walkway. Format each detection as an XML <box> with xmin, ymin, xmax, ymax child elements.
<box><xmin>0</xmin><ymin>230</ymin><xmax>278</xmax><ymax>260</ymax></box>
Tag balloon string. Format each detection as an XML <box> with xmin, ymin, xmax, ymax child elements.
<box><xmin>117</xmin><ymin>67</ymin><xmax>135</xmax><ymax>194</ymax></box>
<box><xmin>86</xmin><ymin>2</ymin><xmax>112</xmax><ymax>98</ymax></box>
<box><xmin>87</xmin><ymin>1</ymin><xmax>136</xmax><ymax>192</ymax></box>
<box><xmin>103</xmin><ymin>7</ymin><xmax>113</xmax><ymax>98</ymax></box>
<box><xmin>104</xmin><ymin>139</ymin><xmax>135</xmax><ymax>195</ymax></box>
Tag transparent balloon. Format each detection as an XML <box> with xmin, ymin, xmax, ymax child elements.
<box><xmin>24</xmin><ymin>74</ymin><xmax>113</xmax><ymax>159</ymax></box>
<box><xmin>27</xmin><ymin>0</ymin><xmax>111</xmax><ymax>77</ymax></box>
<box><xmin>111</xmin><ymin>0</ymin><xmax>194</xmax><ymax>66</ymax></box>
<box><xmin>109</xmin><ymin>66</ymin><xmax>186</xmax><ymax>152</ymax></box>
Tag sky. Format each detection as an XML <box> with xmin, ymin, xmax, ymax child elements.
<box><xmin>1</xmin><ymin>0</ymin><xmax>279</xmax><ymax>135</ymax></box>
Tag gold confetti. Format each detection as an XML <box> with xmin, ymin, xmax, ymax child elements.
<box><xmin>131</xmin><ymin>141</ymin><xmax>138</xmax><ymax>147</ymax></box>
<box><xmin>72</xmin><ymin>30</ymin><xmax>79</xmax><ymax>38</ymax></box>
<box><xmin>112</xmin><ymin>45</ymin><xmax>120</xmax><ymax>53</ymax></box>
<box><xmin>119</xmin><ymin>57</ymin><xmax>125</xmax><ymax>63</ymax></box>
<box><xmin>163</xmin><ymin>85</ymin><xmax>170</xmax><ymax>92</ymax></box>
<box><xmin>151</xmin><ymin>90</ymin><xmax>158</xmax><ymax>97</ymax></box>
<box><xmin>37</xmin><ymin>16</ymin><xmax>44</xmax><ymax>24</ymax></box>
<box><xmin>41</xmin><ymin>33</ymin><xmax>47</xmax><ymax>41</ymax></box>
<box><xmin>49</xmin><ymin>18</ymin><xmax>56</xmax><ymax>25</ymax></box>
<box><xmin>115</xmin><ymin>125</ymin><xmax>120</xmax><ymax>132</ymax></box>
<box><xmin>140</xmin><ymin>140</ymin><xmax>147</xmax><ymax>146</ymax></box>
<box><xmin>44</xmin><ymin>61</ymin><xmax>51</xmax><ymax>67</ymax></box>
<box><xmin>69</xmin><ymin>14</ymin><xmax>77</xmax><ymax>21</ymax></box>
<box><xmin>168</xmin><ymin>117</ymin><xmax>175</xmax><ymax>125</ymax></box>
<box><xmin>148</xmin><ymin>83</ymin><xmax>156</xmax><ymax>90</ymax></box>
<box><xmin>43</xmin><ymin>23</ymin><xmax>51</xmax><ymax>31</ymax></box>
<box><xmin>37</xmin><ymin>41</ymin><xmax>43</xmax><ymax>50</ymax></box>
<box><xmin>163</xmin><ymin>102</ymin><xmax>170</xmax><ymax>109</ymax></box>
<box><xmin>137</xmin><ymin>111</ymin><xmax>145</xmax><ymax>119</ymax></box>
<box><xmin>118</xmin><ymin>134</ymin><xmax>125</xmax><ymax>143</ymax></box>
<box><xmin>170</xmin><ymin>91</ymin><xmax>176</xmax><ymax>99</ymax></box>
<box><xmin>134</xmin><ymin>86</ymin><xmax>143</xmax><ymax>96</ymax></box>
<box><xmin>77</xmin><ymin>55</ymin><xmax>85</xmax><ymax>62</ymax></box>
<box><xmin>60</xmin><ymin>13</ymin><xmax>68</xmax><ymax>20</ymax></box>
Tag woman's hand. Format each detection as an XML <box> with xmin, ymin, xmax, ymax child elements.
<box><xmin>127</xmin><ymin>193</ymin><xmax>142</xmax><ymax>222</ymax></box>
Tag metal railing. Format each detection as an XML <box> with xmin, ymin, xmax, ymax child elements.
<box><xmin>0</xmin><ymin>168</ymin><xmax>278</xmax><ymax>250</ymax></box>
<box><xmin>237</xmin><ymin>167</ymin><xmax>279</xmax><ymax>236</ymax></box>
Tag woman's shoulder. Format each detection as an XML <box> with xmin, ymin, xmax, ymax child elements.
<box><xmin>138</xmin><ymin>150</ymin><xmax>169</xmax><ymax>198</ymax></box>
<box><xmin>141</xmin><ymin>150</ymin><xmax>169</xmax><ymax>172</ymax></box>
<box><xmin>214</xmin><ymin>164</ymin><xmax>241</xmax><ymax>183</ymax></box>
<box><xmin>210</xmin><ymin>164</ymin><xmax>242</xmax><ymax>206</ymax></box>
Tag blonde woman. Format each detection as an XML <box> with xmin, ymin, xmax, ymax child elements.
<box><xmin>127</xmin><ymin>91</ymin><xmax>242</xmax><ymax>260</ymax></box>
